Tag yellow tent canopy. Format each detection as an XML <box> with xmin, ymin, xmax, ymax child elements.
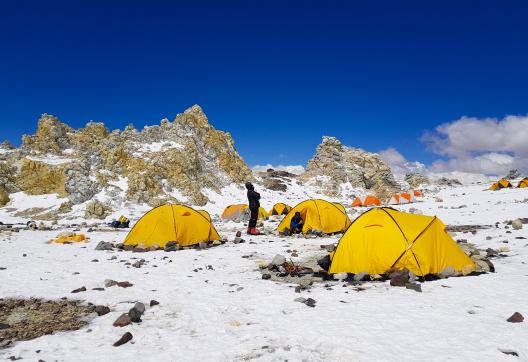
<box><xmin>329</xmin><ymin>208</ymin><xmax>475</xmax><ymax>276</ymax></box>
<box><xmin>489</xmin><ymin>178</ymin><xmax>513</xmax><ymax>190</ymax></box>
<box><xmin>221</xmin><ymin>204</ymin><xmax>268</xmax><ymax>222</ymax></box>
<box><xmin>124</xmin><ymin>204</ymin><xmax>220</xmax><ymax>248</ymax></box>
<box><xmin>277</xmin><ymin>199</ymin><xmax>351</xmax><ymax>234</ymax></box>
<box><xmin>517</xmin><ymin>178</ymin><xmax>528</xmax><ymax>188</ymax></box>
<box><xmin>269</xmin><ymin>203</ymin><xmax>292</xmax><ymax>216</ymax></box>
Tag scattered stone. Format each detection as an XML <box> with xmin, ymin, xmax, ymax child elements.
<box><xmin>113</xmin><ymin>332</ymin><xmax>133</xmax><ymax>347</ymax></box>
<box><xmin>117</xmin><ymin>281</ymin><xmax>133</xmax><ymax>288</ymax></box>
<box><xmin>95</xmin><ymin>241</ymin><xmax>114</xmax><ymax>251</ymax></box>
<box><xmin>105</xmin><ymin>279</ymin><xmax>118</xmax><ymax>288</ymax></box>
<box><xmin>405</xmin><ymin>283</ymin><xmax>422</xmax><ymax>292</ymax></box>
<box><xmin>95</xmin><ymin>305</ymin><xmax>110</xmax><ymax>316</ymax></box>
<box><xmin>512</xmin><ymin>219</ymin><xmax>523</xmax><ymax>230</ymax></box>
<box><xmin>71</xmin><ymin>286</ymin><xmax>87</xmax><ymax>293</ymax></box>
<box><xmin>304</xmin><ymin>298</ymin><xmax>316</xmax><ymax>307</ymax></box>
<box><xmin>233</xmin><ymin>236</ymin><xmax>244</xmax><ymax>244</ymax></box>
<box><xmin>91</xmin><ymin>259</ymin><xmax>99</xmax><ymax>263</ymax></box>
<box><xmin>235</xmin><ymin>231</ymin><xmax>242</xmax><ymax>237</ymax></box>
<box><xmin>389</xmin><ymin>269</ymin><xmax>409</xmax><ymax>287</ymax></box>
<box><xmin>150</xmin><ymin>300</ymin><xmax>160</xmax><ymax>307</ymax></box>
<box><xmin>212</xmin><ymin>240</ymin><xmax>222</xmax><ymax>246</ymax></box>
<box><xmin>499</xmin><ymin>349</ymin><xmax>519</xmax><ymax>357</ymax></box>
<box><xmin>92</xmin><ymin>287</ymin><xmax>105</xmax><ymax>291</ymax></box>
<box><xmin>0</xmin><ymin>323</ymin><xmax>10</xmax><ymax>330</ymax></box>
<box><xmin>507</xmin><ymin>312</ymin><xmax>524</xmax><ymax>323</ymax></box>
<box><xmin>333</xmin><ymin>273</ymin><xmax>348</xmax><ymax>281</ymax></box>
<box><xmin>113</xmin><ymin>313</ymin><xmax>131</xmax><ymax>327</ymax></box>
<box><xmin>317</xmin><ymin>254</ymin><xmax>331</xmax><ymax>271</ymax></box>
<box><xmin>294</xmin><ymin>297</ymin><xmax>306</xmax><ymax>303</ymax></box>
<box><xmin>198</xmin><ymin>241</ymin><xmax>208</xmax><ymax>250</ymax></box>
<box><xmin>132</xmin><ymin>259</ymin><xmax>145</xmax><ymax>268</ymax></box>
<box><xmin>262</xmin><ymin>273</ymin><xmax>271</xmax><ymax>280</ymax></box>
<box><xmin>164</xmin><ymin>242</ymin><xmax>179</xmax><ymax>252</ymax></box>
<box><xmin>128</xmin><ymin>308</ymin><xmax>142</xmax><ymax>323</ymax></box>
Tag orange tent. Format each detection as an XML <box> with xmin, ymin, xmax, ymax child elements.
<box><xmin>400</xmin><ymin>192</ymin><xmax>416</xmax><ymax>203</ymax></box>
<box><xmin>351</xmin><ymin>195</ymin><xmax>381</xmax><ymax>207</ymax></box>
<box><xmin>413</xmin><ymin>190</ymin><xmax>423</xmax><ymax>197</ymax></box>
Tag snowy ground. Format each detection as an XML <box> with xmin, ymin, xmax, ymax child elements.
<box><xmin>1</xmin><ymin>184</ymin><xmax>528</xmax><ymax>361</ymax></box>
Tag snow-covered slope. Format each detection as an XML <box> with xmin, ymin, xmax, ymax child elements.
<box><xmin>1</xmin><ymin>184</ymin><xmax>527</xmax><ymax>361</ymax></box>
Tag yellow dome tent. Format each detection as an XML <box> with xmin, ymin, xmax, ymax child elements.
<box><xmin>517</xmin><ymin>178</ymin><xmax>528</xmax><ymax>188</ymax></box>
<box><xmin>277</xmin><ymin>199</ymin><xmax>351</xmax><ymax>234</ymax></box>
<box><xmin>221</xmin><ymin>204</ymin><xmax>268</xmax><ymax>222</ymax></box>
<box><xmin>329</xmin><ymin>208</ymin><xmax>475</xmax><ymax>276</ymax></box>
<box><xmin>269</xmin><ymin>203</ymin><xmax>292</xmax><ymax>216</ymax></box>
<box><xmin>489</xmin><ymin>178</ymin><xmax>513</xmax><ymax>190</ymax></box>
<box><xmin>124</xmin><ymin>204</ymin><xmax>220</xmax><ymax>248</ymax></box>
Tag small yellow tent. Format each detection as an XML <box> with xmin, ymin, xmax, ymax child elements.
<box><xmin>221</xmin><ymin>204</ymin><xmax>268</xmax><ymax>222</ymax></box>
<box><xmin>329</xmin><ymin>208</ymin><xmax>475</xmax><ymax>276</ymax></box>
<box><xmin>124</xmin><ymin>204</ymin><xmax>220</xmax><ymax>248</ymax></box>
<box><xmin>269</xmin><ymin>203</ymin><xmax>292</xmax><ymax>216</ymax></box>
<box><xmin>489</xmin><ymin>178</ymin><xmax>513</xmax><ymax>190</ymax></box>
<box><xmin>517</xmin><ymin>178</ymin><xmax>528</xmax><ymax>188</ymax></box>
<box><xmin>277</xmin><ymin>199</ymin><xmax>351</xmax><ymax>234</ymax></box>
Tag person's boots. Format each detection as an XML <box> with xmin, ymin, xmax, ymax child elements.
<box><xmin>249</xmin><ymin>227</ymin><xmax>260</xmax><ymax>235</ymax></box>
<box><xmin>246</xmin><ymin>227</ymin><xmax>252</xmax><ymax>235</ymax></box>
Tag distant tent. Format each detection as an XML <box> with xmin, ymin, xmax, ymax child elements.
<box><xmin>50</xmin><ymin>234</ymin><xmax>86</xmax><ymax>244</ymax></box>
<box><xmin>351</xmin><ymin>195</ymin><xmax>381</xmax><ymax>207</ymax></box>
<box><xmin>221</xmin><ymin>204</ymin><xmax>268</xmax><ymax>222</ymax></box>
<box><xmin>124</xmin><ymin>204</ymin><xmax>220</xmax><ymax>248</ymax></box>
<box><xmin>400</xmin><ymin>192</ymin><xmax>417</xmax><ymax>203</ymax></box>
<box><xmin>269</xmin><ymin>203</ymin><xmax>292</xmax><ymax>216</ymax></box>
<box><xmin>388</xmin><ymin>195</ymin><xmax>401</xmax><ymax>205</ymax></box>
<box><xmin>329</xmin><ymin>208</ymin><xmax>475</xmax><ymax>276</ymax></box>
<box><xmin>413</xmin><ymin>190</ymin><xmax>423</xmax><ymax>197</ymax></box>
<box><xmin>277</xmin><ymin>199</ymin><xmax>351</xmax><ymax>234</ymax></box>
<box><xmin>517</xmin><ymin>178</ymin><xmax>528</xmax><ymax>188</ymax></box>
<box><xmin>489</xmin><ymin>178</ymin><xmax>513</xmax><ymax>190</ymax></box>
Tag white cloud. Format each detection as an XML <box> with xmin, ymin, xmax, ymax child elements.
<box><xmin>252</xmin><ymin>164</ymin><xmax>305</xmax><ymax>175</ymax></box>
<box><xmin>422</xmin><ymin>115</ymin><xmax>528</xmax><ymax>175</ymax></box>
<box><xmin>378</xmin><ymin>148</ymin><xmax>426</xmax><ymax>179</ymax></box>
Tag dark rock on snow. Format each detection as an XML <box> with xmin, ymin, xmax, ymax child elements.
<box><xmin>507</xmin><ymin>312</ymin><xmax>524</xmax><ymax>323</ymax></box>
<box><xmin>113</xmin><ymin>332</ymin><xmax>133</xmax><ymax>347</ymax></box>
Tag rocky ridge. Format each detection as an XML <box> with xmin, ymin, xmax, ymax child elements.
<box><xmin>299</xmin><ymin>136</ymin><xmax>400</xmax><ymax>199</ymax></box>
<box><xmin>0</xmin><ymin>105</ymin><xmax>252</xmax><ymax>216</ymax></box>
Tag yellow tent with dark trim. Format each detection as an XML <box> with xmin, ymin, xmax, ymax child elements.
<box><xmin>124</xmin><ymin>204</ymin><xmax>220</xmax><ymax>248</ymax></box>
<box><xmin>517</xmin><ymin>178</ymin><xmax>528</xmax><ymax>188</ymax></box>
<box><xmin>489</xmin><ymin>178</ymin><xmax>513</xmax><ymax>190</ymax></box>
<box><xmin>329</xmin><ymin>207</ymin><xmax>475</xmax><ymax>276</ymax></box>
<box><xmin>269</xmin><ymin>203</ymin><xmax>292</xmax><ymax>216</ymax></box>
<box><xmin>221</xmin><ymin>204</ymin><xmax>268</xmax><ymax>222</ymax></box>
<box><xmin>277</xmin><ymin>199</ymin><xmax>351</xmax><ymax>234</ymax></box>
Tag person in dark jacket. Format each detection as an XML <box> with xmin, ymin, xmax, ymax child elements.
<box><xmin>245</xmin><ymin>182</ymin><xmax>261</xmax><ymax>235</ymax></box>
<box><xmin>290</xmin><ymin>212</ymin><xmax>303</xmax><ymax>234</ymax></box>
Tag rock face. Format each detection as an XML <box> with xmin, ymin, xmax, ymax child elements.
<box><xmin>1</xmin><ymin>105</ymin><xmax>253</xmax><ymax>210</ymax></box>
<box><xmin>505</xmin><ymin>169</ymin><xmax>521</xmax><ymax>179</ymax></box>
<box><xmin>300</xmin><ymin>136</ymin><xmax>399</xmax><ymax>198</ymax></box>
<box><xmin>404</xmin><ymin>173</ymin><xmax>430</xmax><ymax>188</ymax></box>
<box><xmin>257</xmin><ymin>169</ymin><xmax>296</xmax><ymax>192</ymax></box>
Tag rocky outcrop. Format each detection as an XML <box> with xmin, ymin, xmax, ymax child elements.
<box><xmin>436</xmin><ymin>177</ymin><xmax>462</xmax><ymax>186</ymax></box>
<box><xmin>300</xmin><ymin>136</ymin><xmax>399</xmax><ymax>198</ymax></box>
<box><xmin>16</xmin><ymin>159</ymin><xmax>67</xmax><ymax>196</ymax></box>
<box><xmin>257</xmin><ymin>169</ymin><xmax>296</xmax><ymax>192</ymax></box>
<box><xmin>0</xmin><ymin>188</ymin><xmax>9</xmax><ymax>206</ymax></box>
<box><xmin>85</xmin><ymin>200</ymin><xmax>111</xmax><ymax>219</ymax></box>
<box><xmin>404</xmin><ymin>173</ymin><xmax>430</xmax><ymax>188</ymax></box>
<box><xmin>2</xmin><ymin>105</ymin><xmax>253</xmax><ymax>208</ymax></box>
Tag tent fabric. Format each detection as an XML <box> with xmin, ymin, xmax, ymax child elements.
<box><xmin>388</xmin><ymin>193</ymin><xmax>416</xmax><ymax>205</ymax></box>
<box><xmin>517</xmin><ymin>178</ymin><xmax>528</xmax><ymax>188</ymax></box>
<box><xmin>489</xmin><ymin>178</ymin><xmax>513</xmax><ymax>190</ymax></box>
<box><xmin>388</xmin><ymin>195</ymin><xmax>400</xmax><ymax>205</ymax></box>
<box><xmin>277</xmin><ymin>199</ymin><xmax>352</xmax><ymax>234</ymax></box>
<box><xmin>413</xmin><ymin>190</ymin><xmax>423</xmax><ymax>197</ymax></box>
<box><xmin>50</xmin><ymin>234</ymin><xmax>86</xmax><ymax>244</ymax></box>
<box><xmin>351</xmin><ymin>195</ymin><xmax>381</xmax><ymax>207</ymax></box>
<box><xmin>269</xmin><ymin>203</ymin><xmax>292</xmax><ymax>216</ymax></box>
<box><xmin>124</xmin><ymin>204</ymin><xmax>220</xmax><ymax>248</ymax></box>
<box><xmin>329</xmin><ymin>208</ymin><xmax>475</xmax><ymax>276</ymax></box>
<box><xmin>221</xmin><ymin>204</ymin><xmax>268</xmax><ymax>222</ymax></box>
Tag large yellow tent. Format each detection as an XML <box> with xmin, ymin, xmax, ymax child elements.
<box><xmin>277</xmin><ymin>199</ymin><xmax>351</xmax><ymax>234</ymax></box>
<box><xmin>269</xmin><ymin>203</ymin><xmax>292</xmax><ymax>216</ymax></box>
<box><xmin>329</xmin><ymin>208</ymin><xmax>475</xmax><ymax>276</ymax></box>
<box><xmin>124</xmin><ymin>204</ymin><xmax>220</xmax><ymax>248</ymax></box>
<box><xmin>489</xmin><ymin>178</ymin><xmax>513</xmax><ymax>190</ymax></box>
<box><xmin>221</xmin><ymin>204</ymin><xmax>268</xmax><ymax>222</ymax></box>
<box><xmin>517</xmin><ymin>178</ymin><xmax>528</xmax><ymax>188</ymax></box>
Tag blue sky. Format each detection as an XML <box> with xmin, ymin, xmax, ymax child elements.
<box><xmin>1</xmin><ymin>0</ymin><xmax>527</xmax><ymax>171</ymax></box>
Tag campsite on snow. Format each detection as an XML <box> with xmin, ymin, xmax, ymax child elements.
<box><xmin>0</xmin><ymin>110</ymin><xmax>527</xmax><ymax>361</ymax></box>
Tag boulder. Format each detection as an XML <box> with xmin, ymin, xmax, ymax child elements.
<box><xmin>389</xmin><ymin>269</ymin><xmax>409</xmax><ymax>287</ymax></box>
<box><xmin>507</xmin><ymin>312</ymin><xmax>524</xmax><ymax>323</ymax></box>
<box><xmin>95</xmin><ymin>241</ymin><xmax>114</xmax><ymax>251</ymax></box>
<box><xmin>270</xmin><ymin>254</ymin><xmax>286</xmax><ymax>267</ymax></box>
<box><xmin>512</xmin><ymin>219</ymin><xmax>523</xmax><ymax>230</ymax></box>
<box><xmin>113</xmin><ymin>332</ymin><xmax>133</xmax><ymax>346</ymax></box>
<box><xmin>113</xmin><ymin>313</ymin><xmax>131</xmax><ymax>327</ymax></box>
<box><xmin>85</xmin><ymin>200</ymin><xmax>111</xmax><ymax>219</ymax></box>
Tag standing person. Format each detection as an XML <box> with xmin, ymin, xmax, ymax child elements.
<box><xmin>245</xmin><ymin>182</ymin><xmax>260</xmax><ymax>235</ymax></box>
